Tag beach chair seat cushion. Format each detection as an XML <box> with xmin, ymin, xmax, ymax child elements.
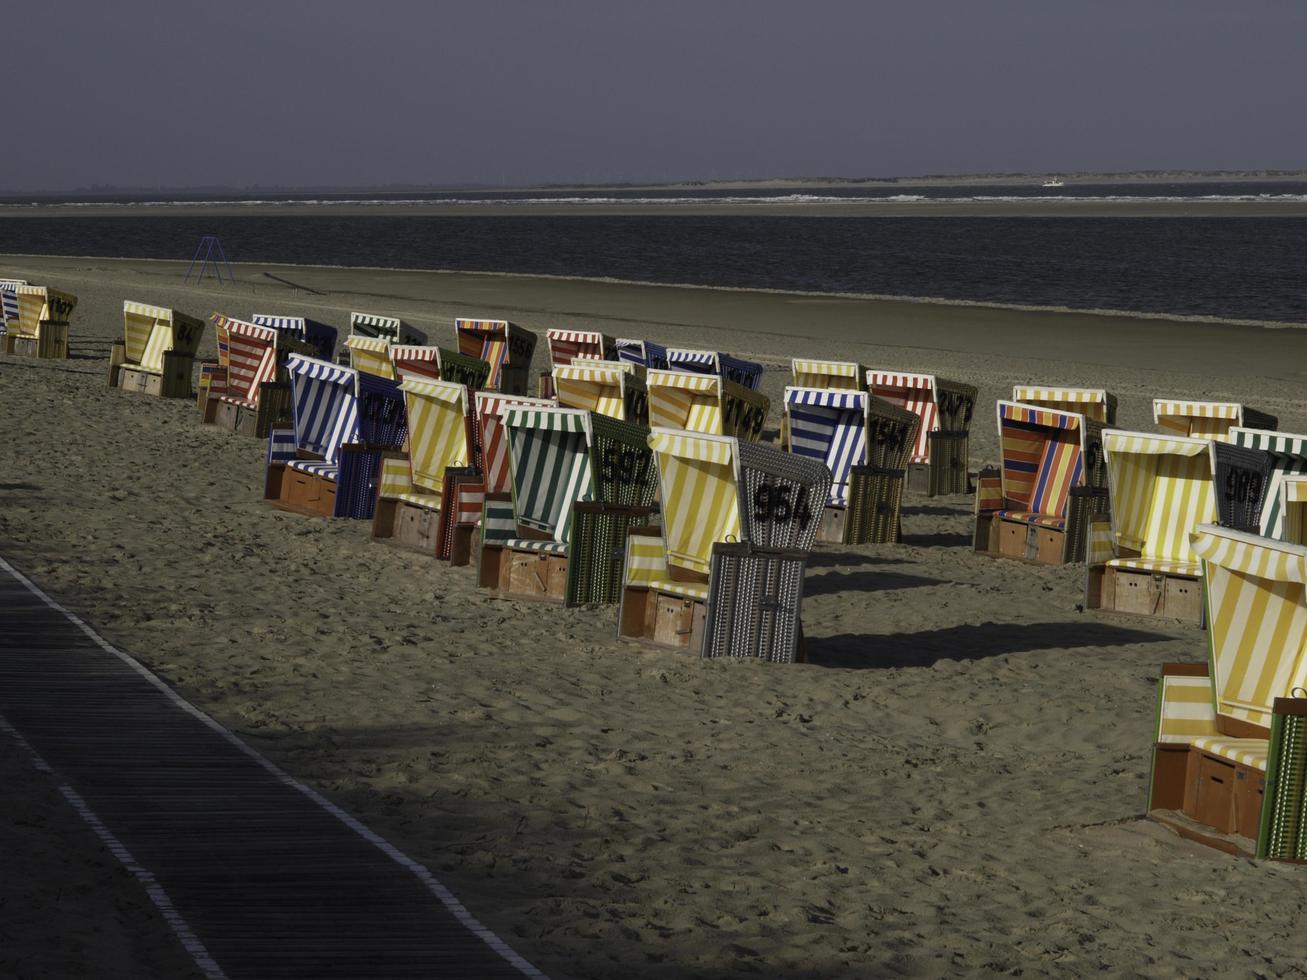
<box><xmin>995</xmin><ymin>510</ymin><xmax>1066</xmax><ymax>531</ymax></box>
<box><xmin>286</xmin><ymin>459</ymin><xmax>340</xmax><ymax>480</ymax></box>
<box><xmin>1107</xmin><ymin>557</ymin><xmax>1202</xmax><ymax>577</ymax></box>
<box><xmin>392</xmin><ymin>490</ymin><xmax>442</xmax><ymax>511</ymax></box>
<box><xmin>1190</xmin><ymin>736</ymin><xmax>1269</xmax><ymax>772</ymax></box>
<box><xmin>216</xmin><ymin>392</ymin><xmax>259</xmax><ymax>410</ymax></box>
<box><xmin>503</xmin><ymin>538</ymin><xmax>569</xmax><ymax>556</ymax></box>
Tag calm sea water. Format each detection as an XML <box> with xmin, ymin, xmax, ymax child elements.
<box><xmin>2</xmin><ymin>209</ymin><xmax>1306</xmax><ymax>323</ymax></box>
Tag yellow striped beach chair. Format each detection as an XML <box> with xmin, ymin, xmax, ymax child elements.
<box><xmin>866</xmin><ymin>369</ymin><xmax>977</xmax><ymax>495</ymax></box>
<box><xmin>1012</xmin><ymin>385</ymin><xmax>1117</xmax><ymax>425</ymax></box>
<box><xmin>1145</xmin><ymin>524</ymin><xmax>1307</xmax><ymax>860</ymax></box>
<box><xmin>1154</xmin><ymin>398</ymin><xmax>1276</xmax><ymax>441</ymax></box>
<box><xmin>4</xmin><ymin>284</ymin><xmax>77</xmax><ymax>358</ymax></box>
<box><xmin>618</xmin><ymin>429</ymin><xmax>831</xmax><ymax>658</ymax></box>
<box><xmin>791</xmin><ymin>358</ymin><xmax>868</xmax><ymax>391</ymax></box>
<box><xmin>343</xmin><ymin>313</ymin><xmax>430</xmax><ymax>377</ymax></box>
<box><xmin>1085</xmin><ymin>430</ymin><xmax>1217</xmax><ymax>622</ymax></box>
<box><xmin>974</xmin><ymin>401</ymin><xmax>1107</xmax><ymax>564</ymax></box>
<box><xmin>477</xmin><ymin>406</ymin><xmax>659</xmax><ymax>605</ymax></box>
<box><xmin>537</xmin><ymin>327</ymin><xmax>614</xmax><ymax>397</ymax></box>
<box><xmin>454</xmin><ymin>317</ymin><xmax>537</xmax><ymax>395</ymax></box>
<box><xmin>552</xmin><ymin>361</ymin><xmax>647</xmax><ymax>423</ymax></box>
<box><xmin>646</xmin><ymin>368</ymin><xmax>769</xmax><ymax>442</ymax></box>
<box><xmin>108</xmin><ymin>301</ymin><xmax>204</xmax><ymax>398</ymax></box>
<box><xmin>371</xmin><ymin>378</ymin><xmax>475</xmax><ymax>555</ymax></box>
<box><xmin>389</xmin><ymin>343</ymin><xmax>491</xmax><ymax>392</ymax></box>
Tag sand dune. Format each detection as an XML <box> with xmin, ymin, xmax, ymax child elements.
<box><xmin>3</xmin><ymin>256</ymin><xmax>1307</xmax><ymax>978</ymax></box>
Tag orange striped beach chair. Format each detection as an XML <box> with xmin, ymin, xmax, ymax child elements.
<box><xmin>974</xmin><ymin>401</ymin><xmax>1107</xmax><ymax>565</ymax></box>
<box><xmin>1145</xmin><ymin>525</ymin><xmax>1307</xmax><ymax>860</ymax></box>
<box><xmin>866</xmin><ymin>369</ymin><xmax>977</xmax><ymax>495</ymax></box>
<box><xmin>454</xmin><ymin>317</ymin><xmax>537</xmax><ymax>395</ymax></box>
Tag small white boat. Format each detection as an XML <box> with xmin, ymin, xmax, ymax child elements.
<box><xmin>1041</xmin><ymin>178</ymin><xmax>1064</xmax><ymax>188</ymax></box>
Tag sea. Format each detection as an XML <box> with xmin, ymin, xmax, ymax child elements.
<box><xmin>2</xmin><ymin>181</ymin><xmax>1306</xmax><ymax>324</ymax></box>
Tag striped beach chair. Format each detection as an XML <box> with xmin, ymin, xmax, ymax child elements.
<box><xmin>478</xmin><ymin>406</ymin><xmax>658</xmax><ymax>605</ymax></box>
<box><xmin>866</xmin><ymin>369</ymin><xmax>977</xmax><ymax>495</ymax></box>
<box><xmin>791</xmin><ymin>358</ymin><xmax>867</xmax><ymax>391</ymax></box>
<box><xmin>0</xmin><ymin>280</ymin><xmax>26</xmax><ymax>338</ymax></box>
<box><xmin>265</xmin><ymin>355</ymin><xmax>396</xmax><ymax>519</ymax></box>
<box><xmin>1084</xmin><ymin>430</ymin><xmax>1217</xmax><ymax>622</ymax></box>
<box><xmin>614</xmin><ymin>338</ymin><xmax>670</xmax><ymax>370</ymax></box>
<box><xmin>1012</xmin><ymin>385</ymin><xmax>1118</xmax><ymax>425</ymax></box>
<box><xmin>108</xmin><ymin>301</ymin><xmax>205</xmax><ymax>398</ymax></box>
<box><xmin>974</xmin><ymin>401</ymin><xmax>1107</xmax><ymax>565</ymax></box>
<box><xmin>341</xmin><ymin>313</ymin><xmax>429</xmax><ymax>375</ymax></box>
<box><xmin>646</xmin><ymin>368</ymin><xmax>769</xmax><ymax>442</ymax></box>
<box><xmin>538</xmin><ymin>327</ymin><xmax>613</xmax><ymax>397</ymax></box>
<box><xmin>4</xmin><ymin>284</ymin><xmax>77</xmax><ymax>358</ymax></box>
<box><xmin>1281</xmin><ymin>477</ymin><xmax>1307</xmax><ymax>546</ymax></box>
<box><xmin>784</xmin><ymin>387</ymin><xmax>919</xmax><ymax>544</ymax></box>
<box><xmin>618</xmin><ymin>430</ymin><xmax>831</xmax><ymax>657</ymax></box>
<box><xmin>251</xmin><ymin>314</ymin><xmax>338</xmax><ymax>363</ymax></box>
<box><xmin>454</xmin><ymin>317</ymin><xmax>537</xmax><ymax>395</ymax></box>
<box><xmin>1230</xmin><ymin>429</ymin><xmax>1307</xmax><ymax>541</ymax></box>
<box><xmin>666</xmin><ymin>347</ymin><xmax>764</xmax><ymax>391</ymax></box>
<box><xmin>552</xmin><ymin>362</ymin><xmax>647</xmax><ymax>423</ymax></box>
<box><xmin>1145</xmin><ymin>525</ymin><xmax>1307</xmax><ymax>860</ymax></box>
<box><xmin>390</xmin><ymin>344</ymin><xmax>491</xmax><ymax>391</ymax></box>
<box><xmin>202</xmin><ymin>314</ymin><xmax>306</xmax><ymax>437</ymax></box>
<box><xmin>349</xmin><ymin>311</ymin><xmax>426</xmax><ymax>345</ymax></box>
<box><xmin>1154</xmin><ymin>398</ymin><xmax>1277</xmax><ymax>441</ymax></box>
<box><xmin>371</xmin><ymin>378</ymin><xmax>476</xmax><ymax>554</ymax></box>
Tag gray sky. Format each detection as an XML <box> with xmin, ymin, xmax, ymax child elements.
<box><xmin>5</xmin><ymin>0</ymin><xmax>1305</xmax><ymax>190</ymax></box>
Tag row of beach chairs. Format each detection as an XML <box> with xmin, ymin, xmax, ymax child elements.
<box><xmin>66</xmin><ymin>293</ymin><xmax>1307</xmax><ymax>863</ymax></box>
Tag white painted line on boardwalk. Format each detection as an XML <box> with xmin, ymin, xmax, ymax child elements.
<box><xmin>0</xmin><ymin>713</ymin><xmax>228</xmax><ymax>980</ymax></box>
<box><xmin>0</xmin><ymin>557</ymin><xmax>546</xmax><ymax>979</ymax></box>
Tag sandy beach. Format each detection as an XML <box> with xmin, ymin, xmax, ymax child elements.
<box><xmin>4</xmin><ymin>255</ymin><xmax>1307</xmax><ymax>977</ymax></box>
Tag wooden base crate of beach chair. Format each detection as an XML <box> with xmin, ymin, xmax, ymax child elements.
<box><xmin>1087</xmin><ymin>557</ymin><xmax>1205</xmax><ymax>623</ymax></box>
<box><xmin>208</xmin><ymin>381</ymin><xmax>293</xmax><ymax>439</ymax></box>
<box><xmin>371</xmin><ymin>455</ymin><xmax>447</xmax><ymax>555</ymax></box>
<box><xmin>703</xmin><ymin>542</ymin><xmax>809</xmax><ymax>663</ymax></box>
<box><xmin>109</xmin><ymin>344</ymin><xmax>194</xmax><ymax>399</ymax></box>
<box><xmin>6</xmin><ymin>320</ymin><xmax>69</xmax><ymax>359</ymax></box>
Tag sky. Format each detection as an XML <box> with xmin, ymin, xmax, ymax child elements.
<box><xmin>3</xmin><ymin>0</ymin><xmax>1305</xmax><ymax>190</ymax></box>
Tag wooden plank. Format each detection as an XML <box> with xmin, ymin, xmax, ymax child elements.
<box><xmin>0</xmin><ymin>560</ymin><xmax>540</xmax><ymax>980</ymax></box>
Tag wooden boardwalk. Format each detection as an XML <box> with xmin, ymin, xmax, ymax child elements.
<box><xmin>0</xmin><ymin>558</ymin><xmax>542</xmax><ymax>980</ymax></box>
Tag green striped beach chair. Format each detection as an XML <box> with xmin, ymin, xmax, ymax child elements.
<box><xmin>477</xmin><ymin>405</ymin><xmax>658</xmax><ymax>605</ymax></box>
<box><xmin>1146</xmin><ymin>524</ymin><xmax>1307</xmax><ymax>860</ymax></box>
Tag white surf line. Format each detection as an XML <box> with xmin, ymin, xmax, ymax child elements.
<box><xmin>0</xmin><ymin>556</ymin><xmax>546</xmax><ymax>980</ymax></box>
<box><xmin>0</xmin><ymin>713</ymin><xmax>228</xmax><ymax>980</ymax></box>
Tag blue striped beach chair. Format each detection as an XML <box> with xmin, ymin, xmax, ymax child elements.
<box><xmin>1146</xmin><ymin>525</ymin><xmax>1307</xmax><ymax>860</ymax></box>
<box><xmin>478</xmin><ymin>406</ymin><xmax>658</xmax><ymax>605</ymax></box>
<box><xmin>784</xmin><ymin>387</ymin><xmax>919</xmax><ymax>544</ymax></box>
<box><xmin>264</xmin><ymin>355</ymin><xmax>400</xmax><ymax>519</ymax></box>
<box><xmin>615</xmin><ymin>338</ymin><xmax>670</xmax><ymax>370</ymax></box>
<box><xmin>0</xmin><ymin>279</ymin><xmax>26</xmax><ymax>339</ymax></box>
<box><xmin>667</xmin><ymin>347</ymin><xmax>764</xmax><ymax>391</ymax></box>
<box><xmin>1085</xmin><ymin>430</ymin><xmax>1217</xmax><ymax>621</ymax></box>
<box><xmin>252</xmin><ymin>313</ymin><xmax>338</xmax><ymax>363</ymax></box>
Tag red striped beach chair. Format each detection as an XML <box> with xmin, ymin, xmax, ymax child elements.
<box><xmin>454</xmin><ymin>317</ymin><xmax>537</xmax><ymax>395</ymax></box>
<box><xmin>866</xmin><ymin>369</ymin><xmax>977</xmax><ymax>495</ymax></box>
<box><xmin>974</xmin><ymin>401</ymin><xmax>1107</xmax><ymax>565</ymax></box>
<box><xmin>1085</xmin><ymin>430</ymin><xmax>1217</xmax><ymax>622</ymax></box>
<box><xmin>109</xmin><ymin>301</ymin><xmax>205</xmax><ymax>398</ymax></box>
<box><xmin>538</xmin><ymin>327</ymin><xmax>614</xmax><ymax>397</ymax></box>
<box><xmin>1145</xmin><ymin>525</ymin><xmax>1307</xmax><ymax>860</ymax></box>
<box><xmin>391</xmin><ymin>344</ymin><xmax>491</xmax><ymax>391</ymax></box>
<box><xmin>202</xmin><ymin>313</ymin><xmax>313</xmax><ymax>438</ymax></box>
